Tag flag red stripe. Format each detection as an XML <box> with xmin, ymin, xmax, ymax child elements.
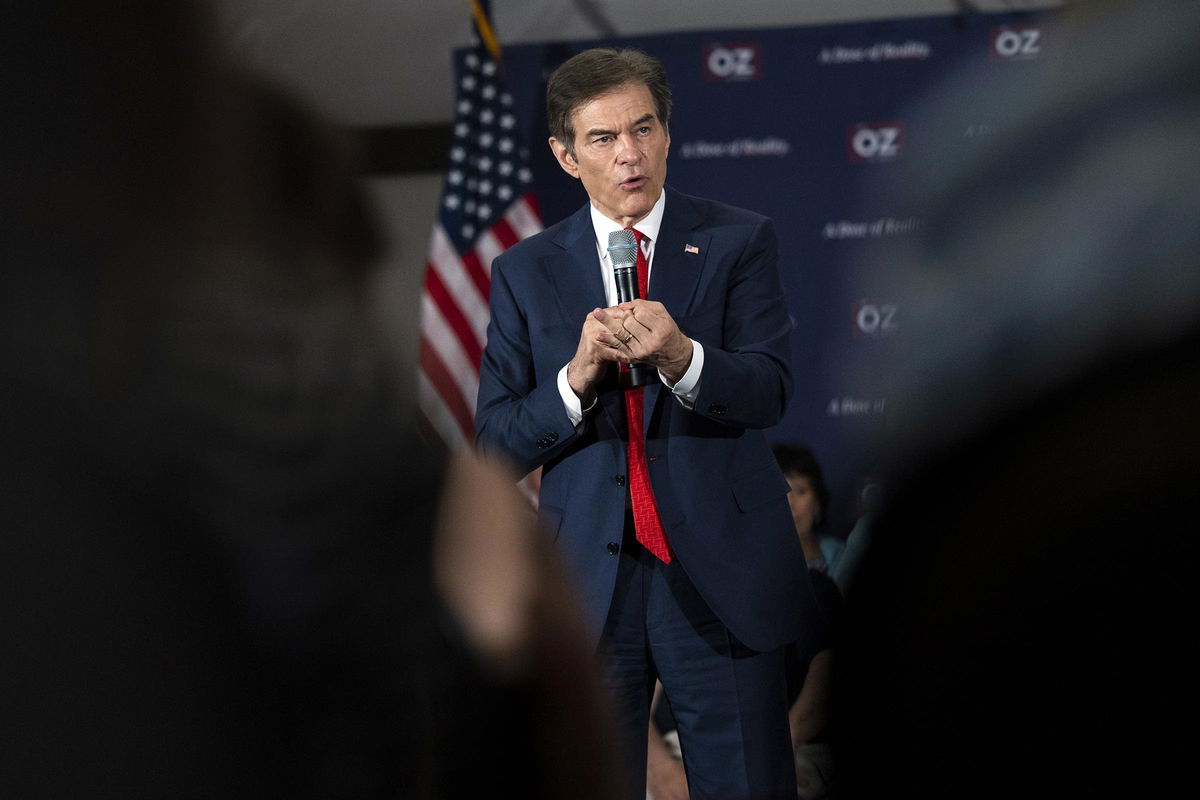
<box><xmin>420</xmin><ymin>337</ymin><xmax>475</xmax><ymax>443</ymax></box>
<box><xmin>424</xmin><ymin>265</ymin><xmax>484</xmax><ymax>368</ymax></box>
<box><xmin>491</xmin><ymin>218</ymin><xmax>519</xmax><ymax>250</ymax></box>
<box><xmin>522</xmin><ymin>193</ymin><xmax>541</xmax><ymax>221</ymax></box>
<box><xmin>460</xmin><ymin>248</ymin><xmax>492</xmax><ymax>306</ymax></box>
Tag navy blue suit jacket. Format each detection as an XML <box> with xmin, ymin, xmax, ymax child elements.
<box><xmin>476</xmin><ymin>187</ymin><xmax>812</xmax><ymax>653</ymax></box>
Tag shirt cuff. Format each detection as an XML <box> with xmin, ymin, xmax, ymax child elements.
<box><xmin>558</xmin><ymin>363</ymin><xmax>595</xmax><ymax>430</ymax></box>
<box><xmin>661</xmin><ymin>339</ymin><xmax>703</xmax><ymax>409</ymax></box>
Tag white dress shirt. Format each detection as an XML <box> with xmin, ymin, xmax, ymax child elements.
<box><xmin>556</xmin><ymin>190</ymin><xmax>705</xmax><ymax>427</ymax></box>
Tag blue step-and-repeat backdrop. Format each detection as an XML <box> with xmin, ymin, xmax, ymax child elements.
<box><xmin>497</xmin><ymin>10</ymin><xmax>1055</xmax><ymax>534</ymax></box>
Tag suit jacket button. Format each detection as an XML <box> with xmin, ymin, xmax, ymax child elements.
<box><xmin>535</xmin><ymin>438</ymin><xmax>547</xmax><ymax>448</ymax></box>
<box><xmin>546</xmin><ymin>431</ymin><xmax>559</xmax><ymax>444</ymax></box>
<box><xmin>614</xmin><ymin>475</ymin><xmax>626</xmax><ymax>486</ymax></box>
<box><xmin>607</xmin><ymin>542</ymin><xmax>620</xmax><ymax>555</ymax></box>
<box><xmin>708</xmin><ymin>403</ymin><xmax>727</xmax><ymax>416</ymax></box>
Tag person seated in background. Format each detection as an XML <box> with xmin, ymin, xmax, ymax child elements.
<box><xmin>772</xmin><ymin>443</ymin><xmax>844</xmax><ymax>576</ymax></box>
<box><xmin>647</xmin><ymin>443</ymin><xmax>844</xmax><ymax>799</ymax></box>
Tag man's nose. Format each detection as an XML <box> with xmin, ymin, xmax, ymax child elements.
<box><xmin>616</xmin><ymin>137</ymin><xmax>641</xmax><ymax>164</ymax></box>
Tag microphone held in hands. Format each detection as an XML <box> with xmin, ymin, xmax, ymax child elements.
<box><xmin>607</xmin><ymin>229</ymin><xmax>651</xmax><ymax>388</ymax></box>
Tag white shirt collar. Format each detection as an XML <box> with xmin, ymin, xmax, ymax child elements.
<box><xmin>590</xmin><ymin>190</ymin><xmax>667</xmax><ymax>257</ymax></box>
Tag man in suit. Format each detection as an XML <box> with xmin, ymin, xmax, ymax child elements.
<box><xmin>476</xmin><ymin>48</ymin><xmax>812</xmax><ymax>798</ymax></box>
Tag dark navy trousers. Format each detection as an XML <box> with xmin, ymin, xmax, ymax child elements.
<box><xmin>599</xmin><ymin>518</ymin><xmax>797</xmax><ymax>799</ymax></box>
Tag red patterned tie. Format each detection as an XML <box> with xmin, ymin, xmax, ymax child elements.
<box><xmin>623</xmin><ymin>229</ymin><xmax>672</xmax><ymax>563</ymax></box>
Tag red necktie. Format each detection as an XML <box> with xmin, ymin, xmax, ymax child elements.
<box><xmin>623</xmin><ymin>229</ymin><xmax>672</xmax><ymax>563</ymax></box>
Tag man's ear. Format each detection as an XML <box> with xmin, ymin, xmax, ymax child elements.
<box><xmin>548</xmin><ymin>136</ymin><xmax>579</xmax><ymax>179</ymax></box>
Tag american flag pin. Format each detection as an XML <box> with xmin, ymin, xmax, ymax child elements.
<box><xmin>684</xmin><ymin>243</ymin><xmax>700</xmax><ymax>254</ymax></box>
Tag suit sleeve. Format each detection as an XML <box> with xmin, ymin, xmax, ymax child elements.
<box><xmin>691</xmin><ymin>216</ymin><xmax>793</xmax><ymax>429</ymax></box>
<box><xmin>474</xmin><ymin>251</ymin><xmax>580</xmax><ymax>476</ymax></box>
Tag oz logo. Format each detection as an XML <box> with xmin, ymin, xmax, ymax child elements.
<box><xmin>852</xmin><ymin>300</ymin><xmax>898</xmax><ymax>338</ymax></box>
<box><xmin>990</xmin><ymin>26</ymin><xmax>1041</xmax><ymax>60</ymax></box>
<box><xmin>847</xmin><ymin>123</ymin><xmax>904</xmax><ymax>163</ymax></box>
<box><xmin>703</xmin><ymin>43</ymin><xmax>761</xmax><ymax>81</ymax></box>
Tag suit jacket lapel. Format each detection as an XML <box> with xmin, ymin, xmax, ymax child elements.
<box><xmin>642</xmin><ymin>188</ymin><xmax>711</xmax><ymax>434</ymax></box>
<box><xmin>547</xmin><ymin>203</ymin><xmax>625</xmax><ymax>434</ymax></box>
<box><xmin>650</xmin><ymin>188</ymin><xmax>709</xmax><ymax>325</ymax></box>
<box><xmin>547</xmin><ymin>203</ymin><xmax>606</xmax><ymax>326</ymax></box>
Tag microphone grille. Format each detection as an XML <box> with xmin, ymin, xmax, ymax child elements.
<box><xmin>607</xmin><ymin>229</ymin><xmax>638</xmax><ymax>268</ymax></box>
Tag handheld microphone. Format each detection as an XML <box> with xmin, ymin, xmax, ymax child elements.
<box><xmin>607</xmin><ymin>229</ymin><xmax>651</xmax><ymax>388</ymax></box>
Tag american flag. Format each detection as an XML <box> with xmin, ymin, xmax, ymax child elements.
<box><xmin>419</xmin><ymin>0</ymin><xmax>542</xmax><ymax>450</ymax></box>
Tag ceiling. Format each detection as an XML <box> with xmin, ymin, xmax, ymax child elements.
<box><xmin>216</xmin><ymin>0</ymin><xmax>1062</xmax><ymax>127</ymax></box>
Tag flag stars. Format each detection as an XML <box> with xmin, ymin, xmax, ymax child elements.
<box><xmin>437</xmin><ymin>35</ymin><xmax>537</xmax><ymax>254</ymax></box>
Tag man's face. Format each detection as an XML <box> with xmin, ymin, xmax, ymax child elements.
<box><xmin>548</xmin><ymin>82</ymin><xmax>670</xmax><ymax>228</ymax></box>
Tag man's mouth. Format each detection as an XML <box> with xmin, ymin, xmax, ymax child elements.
<box><xmin>621</xmin><ymin>175</ymin><xmax>647</xmax><ymax>189</ymax></box>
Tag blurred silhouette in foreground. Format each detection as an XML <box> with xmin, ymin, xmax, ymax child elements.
<box><xmin>832</xmin><ymin>1</ymin><xmax>1200</xmax><ymax>796</ymax></box>
<box><xmin>0</xmin><ymin>3</ymin><xmax>619</xmax><ymax>797</ymax></box>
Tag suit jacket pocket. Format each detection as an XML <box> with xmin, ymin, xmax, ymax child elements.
<box><xmin>730</xmin><ymin>465</ymin><xmax>790</xmax><ymax>513</ymax></box>
<box><xmin>537</xmin><ymin>503</ymin><xmax>564</xmax><ymax>543</ymax></box>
